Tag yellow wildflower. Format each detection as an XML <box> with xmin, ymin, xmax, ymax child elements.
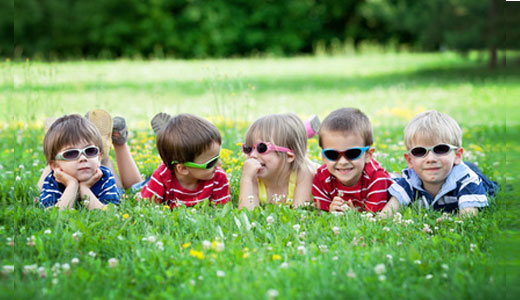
<box><xmin>272</xmin><ymin>254</ymin><xmax>282</xmax><ymax>260</ymax></box>
<box><xmin>189</xmin><ymin>249</ymin><xmax>204</xmax><ymax>259</ymax></box>
<box><xmin>122</xmin><ymin>214</ymin><xmax>129</xmax><ymax>219</ymax></box>
<box><xmin>182</xmin><ymin>242</ymin><xmax>191</xmax><ymax>249</ymax></box>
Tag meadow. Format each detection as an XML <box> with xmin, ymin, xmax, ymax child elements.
<box><xmin>1</xmin><ymin>53</ymin><xmax>519</xmax><ymax>299</ymax></box>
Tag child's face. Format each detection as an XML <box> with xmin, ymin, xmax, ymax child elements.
<box><xmin>320</xmin><ymin>130</ymin><xmax>373</xmax><ymax>187</ymax></box>
<box><xmin>50</xmin><ymin>142</ymin><xmax>101</xmax><ymax>182</ymax></box>
<box><xmin>247</xmin><ymin>137</ymin><xmax>294</xmax><ymax>179</ymax></box>
<box><xmin>185</xmin><ymin>141</ymin><xmax>222</xmax><ymax>181</ymax></box>
<box><xmin>404</xmin><ymin>137</ymin><xmax>463</xmax><ymax>191</ymax></box>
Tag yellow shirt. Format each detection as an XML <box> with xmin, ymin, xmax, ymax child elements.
<box><xmin>258</xmin><ymin>171</ymin><xmax>297</xmax><ymax>206</ymax></box>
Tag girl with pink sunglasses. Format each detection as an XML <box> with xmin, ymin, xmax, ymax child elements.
<box><xmin>238</xmin><ymin>113</ymin><xmax>319</xmax><ymax>210</ymax></box>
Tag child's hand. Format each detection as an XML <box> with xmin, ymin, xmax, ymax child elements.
<box><xmin>80</xmin><ymin>168</ymin><xmax>102</xmax><ymax>188</ymax></box>
<box><xmin>54</xmin><ymin>168</ymin><xmax>78</xmax><ymax>187</ymax></box>
<box><xmin>329</xmin><ymin>196</ymin><xmax>347</xmax><ymax>212</ymax></box>
<box><xmin>242</xmin><ymin>158</ymin><xmax>262</xmax><ymax>179</ymax></box>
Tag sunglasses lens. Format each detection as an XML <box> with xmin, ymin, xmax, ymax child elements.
<box><xmin>410</xmin><ymin>147</ymin><xmax>427</xmax><ymax>157</ymax></box>
<box><xmin>433</xmin><ymin>144</ymin><xmax>451</xmax><ymax>155</ymax></box>
<box><xmin>323</xmin><ymin>150</ymin><xmax>340</xmax><ymax>161</ymax></box>
<box><xmin>206</xmin><ymin>157</ymin><xmax>219</xmax><ymax>169</ymax></box>
<box><xmin>62</xmin><ymin>150</ymin><xmax>80</xmax><ymax>160</ymax></box>
<box><xmin>257</xmin><ymin>143</ymin><xmax>268</xmax><ymax>154</ymax></box>
<box><xmin>84</xmin><ymin>147</ymin><xmax>99</xmax><ymax>157</ymax></box>
<box><xmin>242</xmin><ymin>145</ymin><xmax>253</xmax><ymax>154</ymax></box>
<box><xmin>345</xmin><ymin>148</ymin><xmax>362</xmax><ymax>160</ymax></box>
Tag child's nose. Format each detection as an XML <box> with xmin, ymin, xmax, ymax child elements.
<box><xmin>424</xmin><ymin>150</ymin><xmax>438</xmax><ymax>162</ymax></box>
<box><xmin>337</xmin><ymin>155</ymin><xmax>349</xmax><ymax>164</ymax></box>
<box><xmin>78</xmin><ymin>153</ymin><xmax>88</xmax><ymax>161</ymax></box>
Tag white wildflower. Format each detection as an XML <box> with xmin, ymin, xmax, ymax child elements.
<box><xmin>426</xmin><ymin>274</ymin><xmax>433</xmax><ymax>280</ymax></box>
<box><xmin>44</xmin><ymin>229</ymin><xmax>51</xmax><ymax>235</ymax></box>
<box><xmin>266</xmin><ymin>215</ymin><xmax>274</xmax><ymax>225</ymax></box>
<box><xmin>319</xmin><ymin>245</ymin><xmax>328</xmax><ymax>254</ymax></box>
<box><xmin>216</xmin><ymin>270</ymin><xmax>225</xmax><ymax>277</ymax></box>
<box><xmin>374</xmin><ymin>264</ymin><xmax>386</xmax><ymax>275</ymax></box>
<box><xmin>297</xmin><ymin>246</ymin><xmax>306</xmax><ymax>255</ymax></box>
<box><xmin>147</xmin><ymin>236</ymin><xmax>156</xmax><ymax>243</ymax></box>
<box><xmin>215</xmin><ymin>242</ymin><xmax>225</xmax><ymax>252</ymax></box>
<box><xmin>88</xmin><ymin>251</ymin><xmax>96</xmax><ymax>257</ymax></box>
<box><xmin>108</xmin><ymin>258</ymin><xmax>118</xmax><ymax>268</ymax></box>
<box><xmin>267</xmin><ymin>289</ymin><xmax>279</xmax><ymax>299</ymax></box>
<box><xmin>332</xmin><ymin>226</ymin><xmax>340</xmax><ymax>235</ymax></box>
<box><xmin>347</xmin><ymin>269</ymin><xmax>356</xmax><ymax>278</ymax></box>
<box><xmin>71</xmin><ymin>258</ymin><xmax>79</xmax><ymax>265</ymax></box>
<box><xmin>202</xmin><ymin>240</ymin><xmax>211</xmax><ymax>250</ymax></box>
<box><xmin>292</xmin><ymin>224</ymin><xmax>301</xmax><ymax>232</ymax></box>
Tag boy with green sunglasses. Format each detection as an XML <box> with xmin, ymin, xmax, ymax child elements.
<box><xmin>139</xmin><ymin>114</ymin><xmax>231</xmax><ymax>209</ymax></box>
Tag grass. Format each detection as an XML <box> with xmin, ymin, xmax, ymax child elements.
<box><xmin>1</xmin><ymin>52</ymin><xmax>519</xmax><ymax>299</ymax></box>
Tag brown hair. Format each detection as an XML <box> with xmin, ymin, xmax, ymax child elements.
<box><xmin>244</xmin><ymin>113</ymin><xmax>308</xmax><ymax>172</ymax></box>
<box><xmin>43</xmin><ymin>114</ymin><xmax>104</xmax><ymax>163</ymax></box>
<box><xmin>319</xmin><ymin>108</ymin><xmax>373</xmax><ymax>147</ymax></box>
<box><xmin>157</xmin><ymin>114</ymin><xmax>221</xmax><ymax>169</ymax></box>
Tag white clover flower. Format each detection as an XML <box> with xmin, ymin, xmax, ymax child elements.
<box><xmin>88</xmin><ymin>251</ymin><xmax>96</xmax><ymax>257</ymax></box>
<box><xmin>216</xmin><ymin>270</ymin><xmax>225</xmax><ymax>277</ymax></box>
<box><xmin>386</xmin><ymin>254</ymin><xmax>393</xmax><ymax>260</ymax></box>
<box><xmin>332</xmin><ymin>256</ymin><xmax>339</xmax><ymax>261</ymax></box>
<box><xmin>396</xmin><ymin>241</ymin><xmax>402</xmax><ymax>246</ymax></box>
<box><xmin>156</xmin><ymin>241</ymin><xmax>164</xmax><ymax>251</ymax></box>
<box><xmin>280</xmin><ymin>262</ymin><xmax>289</xmax><ymax>269</ymax></box>
<box><xmin>442</xmin><ymin>264</ymin><xmax>449</xmax><ymax>270</ymax></box>
<box><xmin>319</xmin><ymin>245</ymin><xmax>328</xmax><ymax>253</ymax></box>
<box><xmin>383</xmin><ymin>227</ymin><xmax>390</xmax><ymax>232</ymax></box>
<box><xmin>286</xmin><ymin>241</ymin><xmax>292</xmax><ymax>247</ymax></box>
<box><xmin>414</xmin><ymin>260</ymin><xmax>421</xmax><ymax>265</ymax></box>
<box><xmin>442</xmin><ymin>273</ymin><xmax>448</xmax><ymax>278</ymax></box>
<box><xmin>266</xmin><ymin>215</ymin><xmax>274</xmax><ymax>225</ymax></box>
<box><xmin>44</xmin><ymin>229</ymin><xmax>51</xmax><ymax>234</ymax></box>
<box><xmin>267</xmin><ymin>289</ymin><xmax>279</xmax><ymax>298</ymax></box>
<box><xmin>332</xmin><ymin>226</ymin><xmax>340</xmax><ymax>235</ymax></box>
<box><xmin>378</xmin><ymin>275</ymin><xmax>386</xmax><ymax>281</ymax></box>
<box><xmin>374</xmin><ymin>264</ymin><xmax>386</xmax><ymax>275</ymax></box>
<box><xmin>23</xmin><ymin>264</ymin><xmax>37</xmax><ymax>274</ymax></box>
<box><xmin>292</xmin><ymin>224</ymin><xmax>301</xmax><ymax>232</ymax></box>
<box><xmin>251</xmin><ymin>222</ymin><xmax>256</xmax><ymax>228</ymax></box>
<box><xmin>297</xmin><ymin>246</ymin><xmax>306</xmax><ymax>255</ymax></box>
<box><xmin>202</xmin><ymin>240</ymin><xmax>211</xmax><ymax>250</ymax></box>
<box><xmin>71</xmin><ymin>258</ymin><xmax>79</xmax><ymax>265</ymax></box>
<box><xmin>15</xmin><ymin>176</ymin><xmax>21</xmax><ymax>181</ymax></box>
<box><xmin>399</xmin><ymin>258</ymin><xmax>405</xmax><ymax>262</ymax></box>
<box><xmin>108</xmin><ymin>258</ymin><xmax>118</xmax><ymax>268</ymax></box>
<box><xmin>198</xmin><ymin>275</ymin><xmax>204</xmax><ymax>280</ymax></box>
<box><xmin>190</xmin><ymin>279</ymin><xmax>196</xmax><ymax>286</ymax></box>
<box><xmin>426</xmin><ymin>274</ymin><xmax>433</xmax><ymax>280</ymax></box>
<box><xmin>423</xmin><ymin>224</ymin><xmax>433</xmax><ymax>234</ymax></box>
<box><xmin>215</xmin><ymin>242</ymin><xmax>225</xmax><ymax>252</ymax></box>
<box><xmin>38</xmin><ymin>266</ymin><xmax>46</xmax><ymax>278</ymax></box>
<box><xmin>52</xmin><ymin>278</ymin><xmax>58</xmax><ymax>285</ymax></box>
<box><xmin>232</xmin><ymin>233</ymin><xmax>238</xmax><ymax>238</ymax></box>
<box><xmin>299</xmin><ymin>232</ymin><xmax>306</xmax><ymax>239</ymax></box>
<box><xmin>72</xmin><ymin>231</ymin><xmax>82</xmax><ymax>241</ymax></box>
<box><xmin>117</xmin><ymin>235</ymin><xmax>124</xmax><ymax>241</ymax></box>
<box><xmin>147</xmin><ymin>236</ymin><xmax>156</xmax><ymax>243</ymax></box>
<box><xmin>347</xmin><ymin>269</ymin><xmax>356</xmax><ymax>278</ymax></box>
<box><xmin>2</xmin><ymin>265</ymin><xmax>14</xmax><ymax>274</ymax></box>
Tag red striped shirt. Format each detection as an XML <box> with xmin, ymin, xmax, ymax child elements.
<box><xmin>312</xmin><ymin>159</ymin><xmax>393</xmax><ymax>212</ymax></box>
<box><xmin>140</xmin><ymin>163</ymin><xmax>231</xmax><ymax>209</ymax></box>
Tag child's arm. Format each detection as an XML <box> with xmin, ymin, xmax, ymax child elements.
<box><xmin>211</xmin><ymin>168</ymin><xmax>231</xmax><ymax>206</ymax></box>
<box><xmin>459</xmin><ymin>207</ymin><xmax>478</xmax><ymax>217</ymax></box>
<box><xmin>238</xmin><ymin>158</ymin><xmax>262</xmax><ymax>210</ymax></box>
<box><xmin>311</xmin><ymin>170</ymin><xmax>334</xmax><ymax>211</ymax></box>
<box><xmin>52</xmin><ymin>168</ymin><xmax>79</xmax><ymax>210</ymax></box>
<box><xmin>79</xmin><ymin>169</ymin><xmax>105</xmax><ymax>210</ymax></box>
<box><xmin>37</xmin><ymin>165</ymin><xmax>52</xmax><ymax>191</ymax></box>
<box><xmin>292</xmin><ymin>166</ymin><xmax>314</xmax><ymax>207</ymax></box>
<box><xmin>380</xmin><ymin>196</ymin><xmax>401</xmax><ymax>218</ymax></box>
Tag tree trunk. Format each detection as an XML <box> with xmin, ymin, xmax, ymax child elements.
<box><xmin>489</xmin><ymin>0</ymin><xmax>497</xmax><ymax>69</ymax></box>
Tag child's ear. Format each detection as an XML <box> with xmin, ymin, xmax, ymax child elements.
<box><xmin>174</xmin><ymin>164</ymin><xmax>190</xmax><ymax>175</ymax></box>
<box><xmin>286</xmin><ymin>151</ymin><xmax>295</xmax><ymax>164</ymax></box>
<box><xmin>49</xmin><ymin>161</ymin><xmax>59</xmax><ymax>171</ymax></box>
<box><xmin>404</xmin><ymin>152</ymin><xmax>414</xmax><ymax>169</ymax></box>
<box><xmin>453</xmin><ymin>147</ymin><xmax>464</xmax><ymax>165</ymax></box>
<box><xmin>364</xmin><ymin>147</ymin><xmax>375</xmax><ymax>163</ymax></box>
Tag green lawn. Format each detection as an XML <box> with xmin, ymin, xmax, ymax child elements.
<box><xmin>1</xmin><ymin>53</ymin><xmax>519</xmax><ymax>299</ymax></box>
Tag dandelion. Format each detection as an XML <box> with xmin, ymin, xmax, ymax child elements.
<box><xmin>293</xmin><ymin>224</ymin><xmax>301</xmax><ymax>232</ymax></box>
<box><xmin>189</xmin><ymin>249</ymin><xmax>205</xmax><ymax>260</ymax></box>
<box><xmin>71</xmin><ymin>258</ymin><xmax>79</xmax><ymax>265</ymax></box>
<box><xmin>347</xmin><ymin>269</ymin><xmax>356</xmax><ymax>278</ymax></box>
<box><xmin>426</xmin><ymin>274</ymin><xmax>433</xmax><ymax>280</ymax></box>
<box><xmin>216</xmin><ymin>270</ymin><xmax>225</xmax><ymax>277</ymax></box>
<box><xmin>182</xmin><ymin>242</ymin><xmax>191</xmax><ymax>249</ymax></box>
<box><xmin>332</xmin><ymin>226</ymin><xmax>340</xmax><ymax>235</ymax></box>
<box><xmin>266</xmin><ymin>215</ymin><xmax>274</xmax><ymax>225</ymax></box>
<box><xmin>88</xmin><ymin>251</ymin><xmax>96</xmax><ymax>257</ymax></box>
<box><xmin>122</xmin><ymin>214</ymin><xmax>129</xmax><ymax>219</ymax></box>
<box><xmin>297</xmin><ymin>246</ymin><xmax>306</xmax><ymax>255</ymax></box>
<box><xmin>108</xmin><ymin>258</ymin><xmax>119</xmax><ymax>268</ymax></box>
<box><xmin>202</xmin><ymin>240</ymin><xmax>211</xmax><ymax>250</ymax></box>
<box><xmin>267</xmin><ymin>289</ymin><xmax>279</xmax><ymax>299</ymax></box>
<box><xmin>44</xmin><ymin>229</ymin><xmax>51</xmax><ymax>234</ymax></box>
<box><xmin>374</xmin><ymin>264</ymin><xmax>386</xmax><ymax>275</ymax></box>
<box><xmin>272</xmin><ymin>254</ymin><xmax>282</xmax><ymax>260</ymax></box>
<box><xmin>319</xmin><ymin>245</ymin><xmax>328</xmax><ymax>254</ymax></box>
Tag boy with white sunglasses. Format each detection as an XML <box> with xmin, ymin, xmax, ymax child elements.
<box><xmin>381</xmin><ymin>110</ymin><xmax>497</xmax><ymax>217</ymax></box>
<box><xmin>40</xmin><ymin>114</ymin><xmax>121</xmax><ymax>209</ymax></box>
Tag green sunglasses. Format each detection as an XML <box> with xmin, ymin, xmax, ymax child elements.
<box><xmin>172</xmin><ymin>154</ymin><xmax>220</xmax><ymax>169</ymax></box>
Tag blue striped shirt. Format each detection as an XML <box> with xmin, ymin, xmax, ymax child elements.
<box><xmin>40</xmin><ymin>166</ymin><xmax>121</xmax><ymax>208</ymax></box>
<box><xmin>388</xmin><ymin>162</ymin><xmax>489</xmax><ymax>213</ymax></box>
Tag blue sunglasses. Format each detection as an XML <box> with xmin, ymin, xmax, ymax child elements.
<box><xmin>321</xmin><ymin>146</ymin><xmax>370</xmax><ymax>161</ymax></box>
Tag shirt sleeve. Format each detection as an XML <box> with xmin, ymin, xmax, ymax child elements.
<box><xmin>457</xmin><ymin>172</ymin><xmax>489</xmax><ymax>209</ymax></box>
<box><xmin>364</xmin><ymin>171</ymin><xmax>394</xmax><ymax>212</ymax></box>
<box><xmin>140</xmin><ymin>164</ymin><xmax>167</xmax><ymax>204</ymax></box>
<box><xmin>388</xmin><ymin>177</ymin><xmax>415</xmax><ymax>206</ymax></box>
<box><xmin>96</xmin><ymin>168</ymin><xmax>121</xmax><ymax>205</ymax></box>
<box><xmin>312</xmin><ymin>168</ymin><xmax>332</xmax><ymax>211</ymax></box>
<box><xmin>39</xmin><ymin>173</ymin><xmax>63</xmax><ymax>208</ymax></box>
<box><xmin>211</xmin><ymin>168</ymin><xmax>231</xmax><ymax>205</ymax></box>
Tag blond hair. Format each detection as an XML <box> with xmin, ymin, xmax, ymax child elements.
<box><xmin>404</xmin><ymin>110</ymin><xmax>462</xmax><ymax>149</ymax></box>
<box><xmin>157</xmin><ymin>114</ymin><xmax>221</xmax><ymax>170</ymax></box>
<box><xmin>319</xmin><ymin>108</ymin><xmax>373</xmax><ymax>147</ymax></box>
<box><xmin>244</xmin><ymin>113</ymin><xmax>309</xmax><ymax>172</ymax></box>
<box><xmin>43</xmin><ymin>114</ymin><xmax>104</xmax><ymax>163</ymax></box>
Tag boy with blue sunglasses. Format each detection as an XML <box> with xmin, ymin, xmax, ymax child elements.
<box><xmin>139</xmin><ymin>114</ymin><xmax>231</xmax><ymax>209</ymax></box>
<box><xmin>381</xmin><ymin>110</ymin><xmax>497</xmax><ymax>217</ymax></box>
<box><xmin>312</xmin><ymin>108</ymin><xmax>394</xmax><ymax>213</ymax></box>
